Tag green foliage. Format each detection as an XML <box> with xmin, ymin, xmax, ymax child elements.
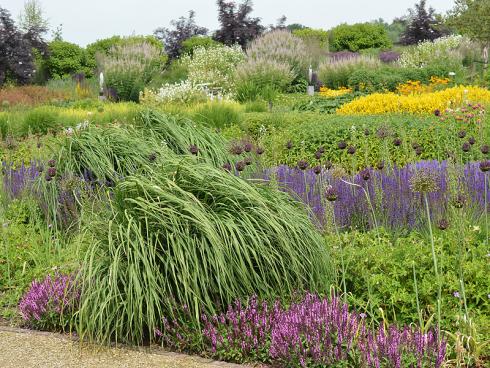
<box><xmin>181</xmin><ymin>36</ymin><xmax>219</xmax><ymax>55</ymax></box>
<box><xmin>77</xmin><ymin>154</ymin><xmax>331</xmax><ymax>344</ymax></box>
<box><xmin>329</xmin><ymin>22</ymin><xmax>392</xmax><ymax>52</ymax></box>
<box><xmin>292</xmin><ymin>28</ymin><xmax>329</xmax><ymax>49</ymax></box>
<box><xmin>318</xmin><ymin>55</ymin><xmax>381</xmax><ymax>89</ymax></box>
<box><xmin>292</xmin><ymin>93</ymin><xmax>365</xmax><ymax>113</ymax></box>
<box><xmin>44</xmin><ymin>40</ymin><xmax>92</xmax><ymax>78</ymax></box>
<box><xmin>447</xmin><ymin>0</ymin><xmax>490</xmax><ymax>43</ymax></box>
<box><xmin>192</xmin><ymin>102</ymin><xmax>242</xmax><ymax>129</ymax></box>
<box><xmin>20</xmin><ymin>106</ymin><xmax>60</xmax><ymax>136</ymax></box>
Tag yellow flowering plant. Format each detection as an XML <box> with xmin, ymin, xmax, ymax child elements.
<box><xmin>319</xmin><ymin>86</ymin><xmax>352</xmax><ymax>98</ymax></box>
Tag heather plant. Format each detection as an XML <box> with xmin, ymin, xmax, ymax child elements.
<box><xmin>98</xmin><ymin>41</ymin><xmax>165</xmax><ymax>102</ymax></box>
<box><xmin>76</xmin><ymin>155</ymin><xmax>331</xmax><ymax>345</ymax></box>
<box><xmin>246</xmin><ymin>29</ymin><xmax>309</xmax><ymax>77</ymax></box>
<box><xmin>183</xmin><ymin>44</ymin><xmax>245</xmax><ymax>94</ymax></box>
<box><xmin>19</xmin><ymin>273</ymin><xmax>79</xmax><ymax>331</ymax></box>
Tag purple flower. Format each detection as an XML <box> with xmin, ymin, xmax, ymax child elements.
<box><xmin>453</xmin><ymin>291</ymin><xmax>460</xmax><ymax>298</ymax></box>
<box><xmin>189</xmin><ymin>145</ymin><xmax>199</xmax><ymax>155</ymax></box>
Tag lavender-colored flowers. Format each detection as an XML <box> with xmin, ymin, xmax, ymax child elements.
<box><xmin>19</xmin><ymin>273</ymin><xmax>80</xmax><ymax>329</ymax></box>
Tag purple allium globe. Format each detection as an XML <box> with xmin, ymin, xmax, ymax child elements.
<box><xmin>318</xmin><ymin>146</ymin><xmax>325</xmax><ymax>154</ymax></box>
<box><xmin>462</xmin><ymin>142</ymin><xmax>471</xmax><ymax>152</ymax></box>
<box><xmin>189</xmin><ymin>145</ymin><xmax>199</xmax><ymax>155</ymax></box>
<box><xmin>297</xmin><ymin>160</ymin><xmax>309</xmax><ymax>171</ymax></box>
<box><xmin>437</xmin><ymin>219</ymin><xmax>449</xmax><ymax>230</ymax></box>
<box><xmin>325</xmin><ymin>186</ymin><xmax>338</xmax><ymax>202</ymax></box>
<box><xmin>235</xmin><ymin>161</ymin><xmax>246</xmax><ymax>172</ymax></box>
<box><xmin>313</xmin><ymin>165</ymin><xmax>322</xmax><ymax>175</ymax></box>
<box><xmin>337</xmin><ymin>141</ymin><xmax>347</xmax><ymax>150</ymax></box>
<box><xmin>244</xmin><ymin>157</ymin><xmax>253</xmax><ymax>166</ymax></box>
<box><xmin>458</xmin><ymin>130</ymin><xmax>466</xmax><ymax>139</ymax></box>
<box><xmin>48</xmin><ymin>159</ymin><xmax>56</xmax><ymax>168</ymax></box>
<box><xmin>45</xmin><ymin>173</ymin><xmax>52</xmax><ymax>182</ymax></box>
<box><xmin>434</xmin><ymin>109</ymin><xmax>441</xmax><ymax>117</ymax></box>
<box><xmin>415</xmin><ymin>147</ymin><xmax>423</xmax><ymax>156</ymax></box>
<box><xmin>480</xmin><ymin>160</ymin><xmax>490</xmax><ymax>172</ymax></box>
<box><xmin>243</xmin><ymin>142</ymin><xmax>253</xmax><ymax>153</ymax></box>
<box><xmin>230</xmin><ymin>144</ymin><xmax>243</xmax><ymax>155</ymax></box>
<box><xmin>481</xmin><ymin>145</ymin><xmax>489</xmax><ymax>155</ymax></box>
<box><xmin>222</xmin><ymin>162</ymin><xmax>232</xmax><ymax>172</ymax></box>
<box><xmin>256</xmin><ymin>147</ymin><xmax>264</xmax><ymax>155</ymax></box>
<box><xmin>393</xmin><ymin>138</ymin><xmax>402</xmax><ymax>146</ymax></box>
<box><xmin>314</xmin><ymin>151</ymin><xmax>323</xmax><ymax>160</ymax></box>
<box><xmin>360</xmin><ymin>168</ymin><xmax>371</xmax><ymax>181</ymax></box>
<box><xmin>47</xmin><ymin>167</ymin><xmax>56</xmax><ymax>178</ymax></box>
<box><xmin>468</xmin><ymin>137</ymin><xmax>476</xmax><ymax>145</ymax></box>
<box><xmin>347</xmin><ymin>146</ymin><xmax>356</xmax><ymax>155</ymax></box>
<box><xmin>286</xmin><ymin>141</ymin><xmax>293</xmax><ymax>150</ymax></box>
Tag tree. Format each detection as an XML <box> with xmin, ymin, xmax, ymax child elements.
<box><xmin>154</xmin><ymin>10</ymin><xmax>207</xmax><ymax>59</ymax></box>
<box><xmin>287</xmin><ymin>23</ymin><xmax>307</xmax><ymax>32</ymax></box>
<box><xmin>0</xmin><ymin>7</ymin><xmax>35</xmax><ymax>86</ymax></box>
<box><xmin>18</xmin><ymin>0</ymin><xmax>49</xmax><ymax>56</ymax></box>
<box><xmin>329</xmin><ymin>23</ymin><xmax>392</xmax><ymax>52</ymax></box>
<box><xmin>400</xmin><ymin>0</ymin><xmax>448</xmax><ymax>45</ymax></box>
<box><xmin>214</xmin><ymin>0</ymin><xmax>264</xmax><ymax>48</ymax></box>
<box><xmin>447</xmin><ymin>0</ymin><xmax>490</xmax><ymax>43</ymax></box>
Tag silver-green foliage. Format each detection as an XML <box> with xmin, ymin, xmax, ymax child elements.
<box><xmin>77</xmin><ymin>155</ymin><xmax>331</xmax><ymax>345</ymax></box>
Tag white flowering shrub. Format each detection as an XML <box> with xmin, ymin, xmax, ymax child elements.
<box><xmin>140</xmin><ymin>80</ymin><xmax>209</xmax><ymax>105</ymax></box>
<box><xmin>246</xmin><ymin>30</ymin><xmax>309</xmax><ymax>76</ymax></box>
<box><xmin>398</xmin><ymin>35</ymin><xmax>464</xmax><ymax>68</ymax></box>
<box><xmin>184</xmin><ymin>45</ymin><xmax>245</xmax><ymax>93</ymax></box>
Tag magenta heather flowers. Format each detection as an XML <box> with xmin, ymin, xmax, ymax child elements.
<box><xmin>19</xmin><ymin>273</ymin><xmax>80</xmax><ymax>330</ymax></box>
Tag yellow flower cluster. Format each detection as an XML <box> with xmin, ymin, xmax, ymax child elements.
<box><xmin>396</xmin><ymin>77</ymin><xmax>450</xmax><ymax>95</ymax></box>
<box><xmin>337</xmin><ymin>86</ymin><xmax>490</xmax><ymax>115</ymax></box>
<box><xmin>319</xmin><ymin>86</ymin><xmax>352</xmax><ymax>98</ymax></box>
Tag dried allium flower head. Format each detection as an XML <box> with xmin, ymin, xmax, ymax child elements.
<box><xmin>393</xmin><ymin>138</ymin><xmax>402</xmax><ymax>146</ymax></box>
<box><xmin>189</xmin><ymin>145</ymin><xmax>199</xmax><ymax>155</ymax></box>
<box><xmin>331</xmin><ymin>165</ymin><xmax>346</xmax><ymax>179</ymax></box>
<box><xmin>314</xmin><ymin>151</ymin><xmax>323</xmax><ymax>160</ymax></box>
<box><xmin>376</xmin><ymin>126</ymin><xmax>390</xmax><ymax>139</ymax></box>
<box><xmin>230</xmin><ymin>143</ymin><xmax>243</xmax><ymax>155</ymax></box>
<box><xmin>286</xmin><ymin>141</ymin><xmax>293</xmax><ymax>150</ymax></box>
<box><xmin>364</xmin><ymin>128</ymin><xmax>370</xmax><ymax>136</ymax></box>
<box><xmin>337</xmin><ymin>141</ymin><xmax>347</xmax><ymax>149</ymax></box>
<box><xmin>434</xmin><ymin>109</ymin><xmax>441</xmax><ymax>117</ymax></box>
<box><xmin>318</xmin><ymin>146</ymin><xmax>325</xmax><ymax>154</ymax></box>
<box><xmin>325</xmin><ymin>185</ymin><xmax>338</xmax><ymax>201</ymax></box>
<box><xmin>468</xmin><ymin>137</ymin><xmax>476</xmax><ymax>145</ymax></box>
<box><xmin>324</xmin><ymin>160</ymin><xmax>333</xmax><ymax>170</ymax></box>
<box><xmin>437</xmin><ymin>218</ymin><xmax>449</xmax><ymax>230</ymax></box>
<box><xmin>222</xmin><ymin>162</ymin><xmax>232</xmax><ymax>172</ymax></box>
<box><xmin>47</xmin><ymin>167</ymin><xmax>57</xmax><ymax>178</ymax></box>
<box><xmin>412</xmin><ymin>142</ymin><xmax>420</xmax><ymax>150</ymax></box>
<box><xmin>452</xmin><ymin>193</ymin><xmax>466</xmax><ymax>208</ymax></box>
<box><xmin>409</xmin><ymin>169</ymin><xmax>439</xmax><ymax>193</ymax></box>
<box><xmin>376</xmin><ymin>161</ymin><xmax>385</xmax><ymax>170</ymax></box>
<box><xmin>481</xmin><ymin>145</ymin><xmax>489</xmax><ymax>155</ymax></box>
<box><xmin>313</xmin><ymin>165</ymin><xmax>322</xmax><ymax>175</ymax></box>
<box><xmin>347</xmin><ymin>145</ymin><xmax>356</xmax><ymax>155</ymax></box>
<box><xmin>48</xmin><ymin>159</ymin><xmax>56</xmax><ymax>168</ymax></box>
<box><xmin>256</xmin><ymin>147</ymin><xmax>264</xmax><ymax>155</ymax></box>
<box><xmin>45</xmin><ymin>173</ymin><xmax>53</xmax><ymax>182</ymax></box>
<box><xmin>235</xmin><ymin>161</ymin><xmax>246</xmax><ymax>172</ymax></box>
<box><xmin>415</xmin><ymin>147</ymin><xmax>423</xmax><ymax>156</ymax></box>
<box><xmin>458</xmin><ymin>130</ymin><xmax>466</xmax><ymax>139</ymax></box>
<box><xmin>297</xmin><ymin>160</ymin><xmax>308</xmax><ymax>170</ymax></box>
<box><xmin>462</xmin><ymin>142</ymin><xmax>471</xmax><ymax>152</ymax></box>
<box><xmin>480</xmin><ymin>160</ymin><xmax>490</xmax><ymax>172</ymax></box>
<box><xmin>148</xmin><ymin>152</ymin><xmax>157</xmax><ymax>162</ymax></box>
<box><xmin>243</xmin><ymin>142</ymin><xmax>253</xmax><ymax>153</ymax></box>
<box><xmin>244</xmin><ymin>156</ymin><xmax>253</xmax><ymax>166</ymax></box>
<box><xmin>360</xmin><ymin>168</ymin><xmax>371</xmax><ymax>181</ymax></box>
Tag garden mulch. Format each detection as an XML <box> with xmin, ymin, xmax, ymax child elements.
<box><xmin>0</xmin><ymin>325</ymin><xmax>247</xmax><ymax>368</ymax></box>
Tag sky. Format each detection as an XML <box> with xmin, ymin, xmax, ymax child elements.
<box><xmin>2</xmin><ymin>0</ymin><xmax>456</xmax><ymax>46</ymax></box>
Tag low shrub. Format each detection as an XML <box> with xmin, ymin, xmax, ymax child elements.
<box><xmin>398</xmin><ymin>35</ymin><xmax>464</xmax><ymax>68</ymax></box>
<box><xmin>329</xmin><ymin>23</ymin><xmax>392</xmax><ymax>52</ymax></box>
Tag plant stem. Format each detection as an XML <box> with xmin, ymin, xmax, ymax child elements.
<box><xmin>424</xmin><ymin>193</ymin><xmax>441</xmax><ymax>334</ymax></box>
<box><xmin>412</xmin><ymin>261</ymin><xmax>423</xmax><ymax>330</ymax></box>
<box><xmin>485</xmin><ymin>173</ymin><xmax>488</xmax><ymax>246</ymax></box>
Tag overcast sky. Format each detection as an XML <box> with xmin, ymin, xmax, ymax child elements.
<box><xmin>2</xmin><ymin>0</ymin><xmax>455</xmax><ymax>46</ymax></box>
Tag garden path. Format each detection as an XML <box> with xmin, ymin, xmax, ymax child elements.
<box><xmin>0</xmin><ymin>326</ymin><xmax>243</xmax><ymax>368</ymax></box>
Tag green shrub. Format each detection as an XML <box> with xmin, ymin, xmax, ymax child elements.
<box><xmin>292</xmin><ymin>28</ymin><xmax>329</xmax><ymax>49</ymax></box>
<box><xmin>318</xmin><ymin>55</ymin><xmax>381</xmax><ymax>89</ymax></box>
<box><xmin>192</xmin><ymin>102</ymin><xmax>242</xmax><ymax>129</ymax></box>
<box><xmin>398</xmin><ymin>35</ymin><xmax>463</xmax><ymax>68</ymax></box>
<box><xmin>181</xmin><ymin>36</ymin><xmax>219</xmax><ymax>55</ymax></box>
<box><xmin>20</xmin><ymin>107</ymin><xmax>60</xmax><ymax>136</ymax></box>
<box><xmin>77</xmin><ymin>154</ymin><xmax>331</xmax><ymax>344</ymax></box>
<box><xmin>99</xmin><ymin>42</ymin><xmax>165</xmax><ymax>102</ymax></box>
<box><xmin>246</xmin><ymin>30</ymin><xmax>309</xmax><ymax>77</ymax></box>
<box><xmin>45</xmin><ymin>40</ymin><xmax>92</xmax><ymax>79</ymax></box>
<box><xmin>0</xmin><ymin>114</ymin><xmax>9</xmax><ymax>138</ymax></box>
<box><xmin>329</xmin><ymin>23</ymin><xmax>392</xmax><ymax>52</ymax></box>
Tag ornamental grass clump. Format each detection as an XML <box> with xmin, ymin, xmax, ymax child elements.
<box><xmin>77</xmin><ymin>156</ymin><xmax>331</xmax><ymax>345</ymax></box>
<box><xmin>19</xmin><ymin>273</ymin><xmax>80</xmax><ymax>331</ymax></box>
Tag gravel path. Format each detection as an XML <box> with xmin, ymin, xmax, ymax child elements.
<box><xmin>0</xmin><ymin>326</ymin><xmax>242</xmax><ymax>368</ymax></box>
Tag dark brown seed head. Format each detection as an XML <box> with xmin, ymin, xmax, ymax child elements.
<box><xmin>480</xmin><ymin>160</ymin><xmax>490</xmax><ymax>172</ymax></box>
<box><xmin>337</xmin><ymin>141</ymin><xmax>347</xmax><ymax>150</ymax></box>
<box><xmin>256</xmin><ymin>147</ymin><xmax>264</xmax><ymax>155</ymax></box>
<box><xmin>360</xmin><ymin>168</ymin><xmax>371</xmax><ymax>181</ymax></box>
<box><xmin>325</xmin><ymin>186</ymin><xmax>338</xmax><ymax>202</ymax></box>
<box><xmin>393</xmin><ymin>138</ymin><xmax>402</xmax><ymax>146</ymax></box>
<box><xmin>286</xmin><ymin>141</ymin><xmax>293</xmax><ymax>150</ymax></box>
<box><xmin>468</xmin><ymin>137</ymin><xmax>476</xmax><ymax>145</ymax></box>
<box><xmin>298</xmin><ymin>160</ymin><xmax>309</xmax><ymax>171</ymax></box>
<box><xmin>347</xmin><ymin>146</ymin><xmax>356</xmax><ymax>155</ymax></box>
<box><xmin>462</xmin><ymin>142</ymin><xmax>470</xmax><ymax>152</ymax></box>
<box><xmin>189</xmin><ymin>145</ymin><xmax>199</xmax><ymax>155</ymax></box>
<box><xmin>244</xmin><ymin>156</ymin><xmax>252</xmax><ymax>165</ymax></box>
<box><xmin>437</xmin><ymin>218</ymin><xmax>449</xmax><ymax>230</ymax></box>
<box><xmin>235</xmin><ymin>161</ymin><xmax>246</xmax><ymax>172</ymax></box>
<box><xmin>458</xmin><ymin>130</ymin><xmax>466</xmax><ymax>139</ymax></box>
<box><xmin>313</xmin><ymin>165</ymin><xmax>322</xmax><ymax>175</ymax></box>
<box><xmin>480</xmin><ymin>145</ymin><xmax>489</xmax><ymax>155</ymax></box>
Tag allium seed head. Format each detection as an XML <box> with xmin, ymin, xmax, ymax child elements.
<box><xmin>337</xmin><ymin>141</ymin><xmax>347</xmax><ymax>149</ymax></box>
<box><xmin>286</xmin><ymin>141</ymin><xmax>293</xmax><ymax>150</ymax></box>
<box><xmin>313</xmin><ymin>165</ymin><xmax>322</xmax><ymax>175</ymax></box>
<box><xmin>409</xmin><ymin>169</ymin><xmax>439</xmax><ymax>193</ymax></box>
<box><xmin>314</xmin><ymin>151</ymin><xmax>323</xmax><ymax>160</ymax></box>
<box><xmin>393</xmin><ymin>138</ymin><xmax>402</xmax><ymax>146</ymax></box>
<box><xmin>458</xmin><ymin>130</ymin><xmax>466</xmax><ymax>139</ymax></box>
<box><xmin>437</xmin><ymin>219</ymin><xmax>449</xmax><ymax>230</ymax></box>
<box><xmin>222</xmin><ymin>162</ymin><xmax>232</xmax><ymax>172</ymax></box>
<box><xmin>189</xmin><ymin>145</ymin><xmax>199</xmax><ymax>155</ymax></box>
<box><xmin>452</xmin><ymin>193</ymin><xmax>466</xmax><ymax>208</ymax></box>
<box><xmin>481</xmin><ymin>145</ymin><xmax>489</xmax><ymax>155</ymax></box>
<box><xmin>235</xmin><ymin>161</ymin><xmax>246</xmax><ymax>172</ymax></box>
<box><xmin>360</xmin><ymin>168</ymin><xmax>371</xmax><ymax>181</ymax></box>
<box><xmin>47</xmin><ymin>167</ymin><xmax>56</xmax><ymax>178</ymax></box>
<box><xmin>480</xmin><ymin>160</ymin><xmax>490</xmax><ymax>172</ymax></box>
<box><xmin>297</xmin><ymin>160</ymin><xmax>308</xmax><ymax>170</ymax></box>
<box><xmin>462</xmin><ymin>142</ymin><xmax>470</xmax><ymax>152</ymax></box>
<box><xmin>376</xmin><ymin>161</ymin><xmax>385</xmax><ymax>170</ymax></box>
<box><xmin>325</xmin><ymin>185</ymin><xmax>338</xmax><ymax>201</ymax></box>
<box><xmin>256</xmin><ymin>147</ymin><xmax>264</xmax><ymax>155</ymax></box>
<box><xmin>347</xmin><ymin>146</ymin><xmax>356</xmax><ymax>155</ymax></box>
<box><xmin>244</xmin><ymin>156</ymin><xmax>252</xmax><ymax>165</ymax></box>
<box><xmin>468</xmin><ymin>137</ymin><xmax>476</xmax><ymax>145</ymax></box>
<box><xmin>243</xmin><ymin>142</ymin><xmax>253</xmax><ymax>153</ymax></box>
<box><xmin>48</xmin><ymin>159</ymin><xmax>56</xmax><ymax>167</ymax></box>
